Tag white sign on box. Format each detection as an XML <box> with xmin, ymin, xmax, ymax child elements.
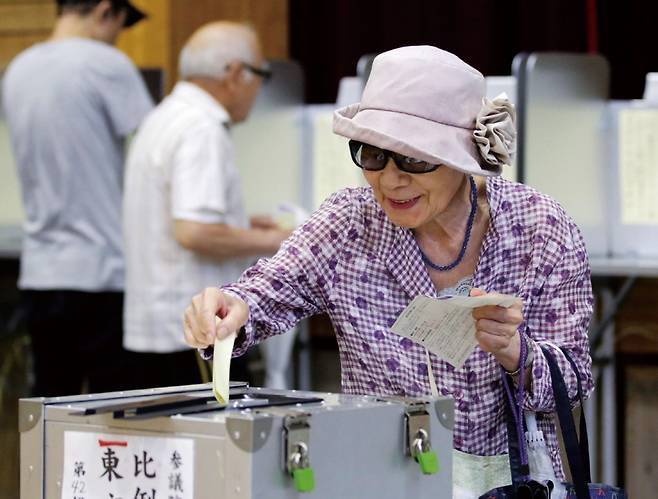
<box><xmin>391</xmin><ymin>294</ymin><xmax>521</xmax><ymax>370</ymax></box>
<box><xmin>60</xmin><ymin>431</ymin><xmax>194</xmax><ymax>499</ymax></box>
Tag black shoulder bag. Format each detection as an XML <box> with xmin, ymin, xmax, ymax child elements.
<box><xmin>480</xmin><ymin>344</ymin><xmax>627</xmax><ymax>499</ymax></box>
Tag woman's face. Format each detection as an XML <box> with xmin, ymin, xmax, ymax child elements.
<box><xmin>363</xmin><ymin>158</ymin><xmax>466</xmax><ymax>230</ymax></box>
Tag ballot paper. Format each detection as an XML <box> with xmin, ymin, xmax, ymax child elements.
<box><xmin>212</xmin><ymin>318</ymin><xmax>235</xmax><ymax>405</ymax></box>
<box><xmin>391</xmin><ymin>294</ymin><xmax>521</xmax><ymax>370</ymax></box>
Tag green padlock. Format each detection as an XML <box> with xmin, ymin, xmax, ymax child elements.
<box><xmin>292</xmin><ymin>466</ymin><xmax>316</xmax><ymax>492</ymax></box>
<box><xmin>416</xmin><ymin>450</ymin><xmax>439</xmax><ymax>475</ymax></box>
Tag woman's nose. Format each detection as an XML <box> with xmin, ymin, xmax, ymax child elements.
<box><xmin>379</xmin><ymin>158</ymin><xmax>409</xmax><ymax>187</ymax></box>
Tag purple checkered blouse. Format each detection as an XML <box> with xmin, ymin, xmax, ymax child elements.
<box><xmin>223</xmin><ymin>175</ymin><xmax>593</xmax><ymax>478</ymax></box>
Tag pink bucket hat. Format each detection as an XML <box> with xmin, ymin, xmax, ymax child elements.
<box><xmin>333</xmin><ymin>45</ymin><xmax>516</xmax><ymax>176</ymax></box>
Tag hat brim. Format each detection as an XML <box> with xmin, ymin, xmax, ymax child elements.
<box><xmin>333</xmin><ymin>104</ymin><xmax>501</xmax><ymax>177</ymax></box>
<box><xmin>123</xmin><ymin>3</ymin><xmax>146</xmax><ymax>28</ymax></box>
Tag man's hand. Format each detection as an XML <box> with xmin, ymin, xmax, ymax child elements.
<box><xmin>183</xmin><ymin>287</ymin><xmax>249</xmax><ymax>348</ymax></box>
<box><xmin>470</xmin><ymin>287</ymin><xmax>523</xmax><ymax>372</ymax></box>
<box><xmin>250</xmin><ymin>214</ymin><xmax>279</xmax><ymax>230</ymax></box>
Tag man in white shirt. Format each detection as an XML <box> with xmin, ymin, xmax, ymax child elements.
<box><xmin>2</xmin><ymin>0</ymin><xmax>153</xmax><ymax>397</ymax></box>
<box><xmin>123</xmin><ymin>22</ymin><xmax>290</xmax><ymax>388</ymax></box>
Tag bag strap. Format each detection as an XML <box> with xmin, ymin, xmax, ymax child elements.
<box><xmin>500</xmin><ymin>332</ymin><xmax>532</xmax><ymax>485</ymax></box>
<box><xmin>561</xmin><ymin>348</ymin><xmax>592</xmax><ymax>482</ymax></box>
<box><xmin>541</xmin><ymin>346</ymin><xmax>591</xmax><ymax>499</ymax></box>
<box><xmin>501</xmin><ymin>371</ymin><xmax>527</xmax><ymax>485</ymax></box>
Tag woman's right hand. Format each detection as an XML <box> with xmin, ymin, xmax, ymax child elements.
<box><xmin>183</xmin><ymin>287</ymin><xmax>249</xmax><ymax>348</ymax></box>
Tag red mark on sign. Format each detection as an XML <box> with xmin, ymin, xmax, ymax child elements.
<box><xmin>98</xmin><ymin>439</ymin><xmax>128</xmax><ymax>447</ymax></box>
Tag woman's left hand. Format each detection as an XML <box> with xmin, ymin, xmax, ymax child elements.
<box><xmin>470</xmin><ymin>287</ymin><xmax>524</xmax><ymax>372</ymax></box>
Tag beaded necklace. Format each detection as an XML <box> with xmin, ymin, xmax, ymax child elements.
<box><xmin>418</xmin><ymin>175</ymin><xmax>477</xmax><ymax>272</ymax></box>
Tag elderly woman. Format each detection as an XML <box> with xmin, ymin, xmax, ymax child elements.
<box><xmin>184</xmin><ymin>46</ymin><xmax>593</xmax><ymax>496</ymax></box>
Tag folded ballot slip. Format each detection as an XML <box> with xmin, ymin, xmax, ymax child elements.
<box><xmin>391</xmin><ymin>294</ymin><xmax>521</xmax><ymax>370</ymax></box>
<box><xmin>212</xmin><ymin>318</ymin><xmax>235</xmax><ymax>405</ymax></box>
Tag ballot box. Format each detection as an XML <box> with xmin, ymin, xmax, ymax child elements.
<box><xmin>20</xmin><ymin>383</ymin><xmax>454</xmax><ymax>499</ymax></box>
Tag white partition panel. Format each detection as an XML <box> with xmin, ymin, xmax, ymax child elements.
<box><xmin>0</xmin><ymin>76</ymin><xmax>25</xmax><ymax>256</ymax></box>
<box><xmin>233</xmin><ymin>107</ymin><xmax>305</xmax><ymax>215</ymax></box>
<box><xmin>0</xmin><ymin>121</ymin><xmax>23</xmax><ymax>226</ymax></box>
<box><xmin>303</xmin><ymin>104</ymin><xmax>367</xmax><ymax>210</ymax></box>
<box><xmin>642</xmin><ymin>72</ymin><xmax>658</xmax><ymax>102</ymax></box>
<box><xmin>521</xmin><ymin>53</ymin><xmax>610</xmax><ymax>257</ymax></box>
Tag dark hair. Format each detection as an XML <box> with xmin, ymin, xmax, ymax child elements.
<box><xmin>56</xmin><ymin>0</ymin><xmax>124</xmax><ymax>17</ymax></box>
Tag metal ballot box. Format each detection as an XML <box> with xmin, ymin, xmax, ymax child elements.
<box><xmin>20</xmin><ymin>383</ymin><xmax>454</xmax><ymax>499</ymax></box>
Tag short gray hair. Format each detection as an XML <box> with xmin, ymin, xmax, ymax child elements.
<box><xmin>178</xmin><ymin>23</ymin><xmax>258</xmax><ymax>81</ymax></box>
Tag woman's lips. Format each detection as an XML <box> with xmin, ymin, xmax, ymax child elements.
<box><xmin>387</xmin><ymin>196</ymin><xmax>420</xmax><ymax>210</ymax></box>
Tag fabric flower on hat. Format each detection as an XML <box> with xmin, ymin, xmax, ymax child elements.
<box><xmin>473</xmin><ymin>93</ymin><xmax>516</xmax><ymax>169</ymax></box>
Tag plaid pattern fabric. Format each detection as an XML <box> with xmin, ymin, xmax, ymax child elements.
<box><xmin>223</xmin><ymin>176</ymin><xmax>594</xmax><ymax>479</ymax></box>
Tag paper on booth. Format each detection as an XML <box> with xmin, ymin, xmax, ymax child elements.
<box><xmin>391</xmin><ymin>294</ymin><xmax>521</xmax><ymax>370</ymax></box>
<box><xmin>618</xmin><ymin>109</ymin><xmax>658</xmax><ymax>224</ymax></box>
<box><xmin>212</xmin><ymin>317</ymin><xmax>235</xmax><ymax>405</ymax></box>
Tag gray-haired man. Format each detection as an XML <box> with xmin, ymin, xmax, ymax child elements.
<box><xmin>122</xmin><ymin>22</ymin><xmax>290</xmax><ymax>388</ymax></box>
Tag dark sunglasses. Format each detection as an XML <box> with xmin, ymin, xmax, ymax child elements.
<box><xmin>348</xmin><ymin>140</ymin><xmax>441</xmax><ymax>174</ymax></box>
<box><xmin>242</xmin><ymin>62</ymin><xmax>273</xmax><ymax>82</ymax></box>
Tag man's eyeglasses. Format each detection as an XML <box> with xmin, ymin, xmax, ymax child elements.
<box><xmin>348</xmin><ymin>140</ymin><xmax>441</xmax><ymax>174</ymax></box>
<box><xmin>242</xmin><ymin>62</ymin><xmax>273</xmax><ymax>82</ymax></box>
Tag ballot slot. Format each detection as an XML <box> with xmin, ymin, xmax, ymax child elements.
<box><xmin>70</xmin><ymin>393</ymin><xmax>217</xmax><ymax>416</ymax></box>
<box><xmin>66</xmin><ymin>381</ymin><xmax>250</xmax><ymax>416</ymax></box>
<box><xmin>116</xmin><ymin>392</ymin><xmax>324</xmax><ymax>420</ymax></box>
<box><xmin>66</xmin><ymin>389</ymin><xmax>324</xmax><ymax>420</ymax></box>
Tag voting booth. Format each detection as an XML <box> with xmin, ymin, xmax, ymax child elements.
<box><xmin>19</xmin><ymin>384</ymin><xmax>454</xmax><ymax>499</ymax></box>
<box><xmin>515</xmin><ymin>52</ymin><xmax>611</xmax><ymax>258</ymax></box>
<box><xmin>513</xmin><ymin>52</ymin><xmax>658</xmax><ymax>260</ymax></box>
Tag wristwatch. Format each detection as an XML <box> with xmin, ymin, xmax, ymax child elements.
<box><xmin>505</xmin><ymin>333</ymin><xmax>535</xmax><ymax>377</ymax></box>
